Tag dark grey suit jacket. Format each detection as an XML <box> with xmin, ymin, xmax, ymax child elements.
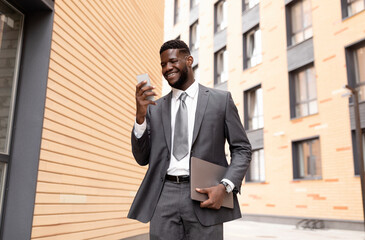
<box><xmin>128</xmin><ymin>84</ymin><xmax>252</xmax><ymax>226</ymax></box>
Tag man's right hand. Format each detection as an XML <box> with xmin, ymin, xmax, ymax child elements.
<box><xmin>135</xmin><ymin>80</ymin><xmax>157</xmax><ymax>124</ymax></box>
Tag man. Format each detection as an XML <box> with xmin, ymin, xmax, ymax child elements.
<box><xmin>128</xmin><ymin>40</ymin><xmax>251</xmax><ymax>239</ymax></box>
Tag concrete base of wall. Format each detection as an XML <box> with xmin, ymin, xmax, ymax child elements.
<box><xmin>121</xmin><ymin>233</ymin><xmax>148</xmax><ymax>240</ymax></box>
<box><xmin>243</xmin><ymin>214</ymin><xmax>364</xmax><ymax>231</ymax></box>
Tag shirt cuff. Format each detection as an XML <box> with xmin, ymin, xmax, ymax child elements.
<box><xmin>134</xmin><ymin>118</ymin><xmax>146</xmax><ymax>138</ymax></box>
<box><xmin>221</xmin><ymin>178</ymin><xmax>235</xmax><ymax>193</ymax></box>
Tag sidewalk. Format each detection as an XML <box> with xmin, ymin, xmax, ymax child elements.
<box><xmin>224</xmin><ymin>219</ymin><xmax>365</xmax><ymax>240</ymax></box>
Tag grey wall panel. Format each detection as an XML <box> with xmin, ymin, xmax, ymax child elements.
<box><xmin>214</xmin><ymin>29</ymin><xmax>227</xmax><ymax>53</ymax></box>
<box><xmin>246</xmin><ymin>128</ymin><xmax>264</xmax><ymax>150</ymax></box>
<box><xmin>287</xmin><ymin>38</ymin><xmax>314</xmax><ymax>72</ymax></box>
<box><xmin>214</xmin><ymin>81</ymin><xmax>227</xmax><ymax>91</ymax></box>
<box><xmin>285</xmin><ymin>0</ymin><xmax>295</xmax><ymax>5</ymax></box>
<box><xmin>191</xmin><ymin>49</ymin><xmax>199</xmax><ymax>67</ymax></box>
<box><xmin>0</xmin><ymin>8</ymin><xmax>54</xmax><ymax>240</ymax></box>
<box><xmin>242</xmin><ymin>3</ymin><xmax>260</xmax><ymax>33</ymax></box>
<box><xmin>189</xmin><ymin>5</ymin><xmax>199</xmax><ymax>25</ymax></box>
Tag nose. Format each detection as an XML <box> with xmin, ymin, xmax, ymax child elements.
<box><xmin>164</xmin><ymin>62</ymin><xmax>173</xmax><ymax>72</ymax></box>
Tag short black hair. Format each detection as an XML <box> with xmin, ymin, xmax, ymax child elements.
<box><xmin>159</xmin><ymin>39</ymin><xmax>191</xmax><ymax>55</ymax></box>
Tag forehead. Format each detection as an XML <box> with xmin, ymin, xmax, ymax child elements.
<box><xmin>160</xmin><ymin>49</ymin><xmax>181</xmax><ymax>61</ymax></box>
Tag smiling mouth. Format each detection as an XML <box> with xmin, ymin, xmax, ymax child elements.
<box><xmin>165</xmin><ymin>72</ymin><xmax>178</xmax><ymax>79</ymax></box>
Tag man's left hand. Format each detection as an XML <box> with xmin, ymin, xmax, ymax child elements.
<box><xmin>196</xmin><ymin>184</ymin><xmax>226</xmax><ymax>209</ymax></box>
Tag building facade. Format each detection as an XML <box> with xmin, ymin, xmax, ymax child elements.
<box><xmin>0</xmin><ymin>0</ymin><xmax>164</xmax><ymax>239</ymax></box>
<box><xmin>164</xmin><ymin>0</ymin><xmax>365</xmax><ymax>230</ymax></box>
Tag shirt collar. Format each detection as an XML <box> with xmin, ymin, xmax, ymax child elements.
<box><xmin>172</xmin><ymin>80</ymin><xmax>199</xmax><ymax>100</ymax></box>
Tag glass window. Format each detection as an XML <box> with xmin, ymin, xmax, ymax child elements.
<box><xmin>215</xmin><ymin>0</ymin><xmax>227</xmax><ymax>32</ymax></box>
<box><xmin>293</xmin><ymin>138</ymin><xmax>321</xmax><ymax>179</ymax></box>
<box><xmin>215</xmin><ymin>48</ymin><xmax>228</xmax><ymax>85</ymax></box>
<box><xmin>246</xmin><ymin>149</ymin><xmax>265</xmax><ymax>182</ymax></box>
<box><xmin>291</xmin><ymin>65</ymin><xmax>317</xmax><ymax>118</ymax></box>
<box><xmin>0</xmin><ymin>0</ymin><xmax>23</xmax><ymax>221</ymax></box>
<box><xmin>190</xmin><ymin>21</ymin><xmax>199</xmax><ymax>51</ymax></box>
<box><xmin>347</xmin><ymin>0</ymin><xmax>365</xmax><ymax>17</ymax></box>
<box><xmin>246</xmin><ymin>86</ymin><xmax>263</xmax><ymax>130</ymax></box>
<box><xmin>174</xmin><ymin>0</ymin><xmax>180</xmax><ymax>24</ymax></box>
<box><xmin>354</xmin><ymin>45</ymin><xmax>365</xmax><ymax>101</ymax></box>
<box><xmin>244</xmin><ymin>0</ymin><xmax>259</xmax><ymax>11</ymax></box>
<box><xmin>191</xmin><ymin>0</ymin><xmax>199</xmax><ymax>9</ymax></box>
<box><xmin>193</xmin><ymin>65</ymin><xmax>199</xmax><ymax>83</ymax></box>
<box><xmin>244</xmin><ymin>26</ymin><xmax>262</xmax><ymax>69</ymax></box>
<box><xmin>289</xmin><ymin>0</ymin><xmax>312</xmax><ymax>45</ymax></box>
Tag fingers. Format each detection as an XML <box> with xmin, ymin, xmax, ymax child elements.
<box><xmin>196</xmin><ymin>188</ymin><xmax>214</xmax><ymax>208</ymax></box>
<box><xmin>197</xmin><ymin>186</ymin><xmax>224</xmax><ymax>210</ymax></box>
<box><xmin>195</xmin><ymin>188</ymin><xmax>208</xmax><ymax>194</ymax></box>
<box><xmin>200</xmin><ymin>199</ymin><xmax>213</xmax><ymax>208</ymax></box>
<box><xmin>136</xmin><ymin>82</ymin><xmax>156</xmax><ymax>100</ymax></box>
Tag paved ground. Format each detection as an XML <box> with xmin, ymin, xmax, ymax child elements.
<box><xmin>224</xmin><ymin>219</ymin><xmax>365</xmax><ymax>240</ymax></box>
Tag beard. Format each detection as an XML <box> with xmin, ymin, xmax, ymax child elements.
<box><xmin>168</xmin><ymin>65</ymin><xmax>188</xmax><ymax>89</ymax></box>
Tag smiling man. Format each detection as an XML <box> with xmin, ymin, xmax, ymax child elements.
<box><xmin>128</xmin><ymin>40</ymin><xmax>252</xmax><ymax>240</ymax></box>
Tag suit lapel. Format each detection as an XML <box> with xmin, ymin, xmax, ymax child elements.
<box><xmin>192</xmin><ymin>84</ymin><xmax>210</xmax><ymax>146</ymax></box>
<box><xmin>162</xmin><ymin>91</ymin><xmax>172</xmax><ymax>153</ymax></box>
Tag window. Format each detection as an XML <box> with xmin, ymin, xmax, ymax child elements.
<box><xmin>0</xmin><ymin>0</ymin><xmax>23</xmax><ymax>218</ymax></box>
<box><xmin>243</xmin><ymin>0</ymin><xmax>259</xmax><ymax>11</ymax></box>
<box><xmin>289</xmin><ymin>65</ymin><xmax>317</xmax><ymax>118</ymax></box>
<box><xmin>190</xmin><ymin>21</ymin><xmax>199</xmax><ymax>51</ymax></box>
<box><xmin>193</xmin><ymin>65</ymin><xmax>199</xmax><ymax>82</ymax></box>
<box><xmin>342</xmin><ymin>0</ymin><xmax>365</xmax><ymax>17</ymax></box>
<box><xmin>293</xmin><ymin>138</ymin><xmax>322</xmax><ymax>179</ymax></box>
<box><xmin>191</xmin><ymin>0</ymin><xmax>199</xmax><ymax>9</ymax></box>
<box><xmin>245</xmin><ymin>86</ymin><xmax>263</xmax><ymax>130</ymax></box>
<box><xmin>246</xmin><ymin>149</ymin><xmax>265</xmax><ymax>182</ymax></box>
<box><xmin>243</xmin><ymin>26</ymin><xmax>262</xmax><ymax>69</ymax></box>
<box><xmin>215</xmin><ymin>0</ymin><xmax>227</xmax><ymax>33</ymax></box>
<box><xmin>174</xmin><ymin>0</ymin><xmax>180</xmax><ymax>24</ymax></box>
<box><xmin>347</xmin><ymin>42</ymin><xmax>365</xmax><ymax>101</ymax></box>
<box><xmin>214</xmin><ymin>48</ymin><xmax>228</xmax><ymax>85</ymax></box>
<box><xmin>288</xmin><ymin>0</ymin><xmax>312</xmax><ymax>46</ymax></box>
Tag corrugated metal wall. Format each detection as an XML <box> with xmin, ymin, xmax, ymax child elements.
<box><xmin>31</xmin><ymin>1</ymin><xmax>164</xmax><ymax>239</ymax></box>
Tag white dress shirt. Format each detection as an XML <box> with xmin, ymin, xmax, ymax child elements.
<box><xmin>134</xmin><ymin>81</ymin><xmax>234</xmax><ymax>191</ymax></box>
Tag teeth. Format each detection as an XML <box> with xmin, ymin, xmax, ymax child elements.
<box><xmin>167</xmin><ymin>73</ymin><xmax>176</xmax><ymax>77</ymax></box>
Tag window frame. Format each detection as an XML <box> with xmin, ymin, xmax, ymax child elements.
<box><xmin>214</xmin><ymin>47</ymin><xmax>228</xmax><ymax>86</ymax></box>
<box><xmin>245</xmin><ymin>148</ymin><xmax>265</xmax><ymax>183</ymax></box>
<box><xmin>243</xmin><ymin>25</ymin><xmax>262</xmax><ymax>70</ymax></box>
<box><xmin>345</xmin><ymin>39</ymin><xmax>365</xmax><ymax>103</ymax></box>
<box><xmin>341</xmin><ymin>0</ymin><xmax>365</xmax><ymax>18</ymax></box>
<box><xmin>189</xmin><ymin>20</ymin><xmax>199</xmax><ymax>51</ymax></box>
<box><xmin>244</xmin><ymin>84</ymin><xmax>263</xmax><ymax>131</ymax></box>
<box><xmin>242</xmin><ymin>0</ymin><xmax>259</xmax><ymax>12</ymax></box>
<box><xmin>174</xmin><ymin>0</ymin><xmax>180</xmax><ymax>25</ymax></box>
<box><xmin>214</xmin><ymin>0</ymin><xmax>227</xmax><ymax>33</ymax></box>
<box><xmin>289</xmin><ymin>63</ymin><xmax>318</xmax><ymax>119</ymax></box>
<box><xmin>292</xmin><ymin>136</ymin><xmax>322</xmax><ymax>180</ymax></box>
<box><xmin>286</xmin><ymin>0</ymin><xmax>313</xmax><ymax>47</ymax></box>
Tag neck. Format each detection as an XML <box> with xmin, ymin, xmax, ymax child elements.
<box><xmin>179</xmin><ymin>74</ymin><xmax>195</xmax><ymax>91</ymax></box>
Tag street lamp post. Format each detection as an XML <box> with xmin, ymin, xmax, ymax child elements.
<box><xmin>345</xmin><ymin>85</ymin><xmax>365</xmax><ymax>230</ymax></box>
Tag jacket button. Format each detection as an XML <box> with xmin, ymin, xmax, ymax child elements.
<box><xmin>161</xmin><ymin>177</ymin><xmax>164</xmax><ymax>182</ymax></box>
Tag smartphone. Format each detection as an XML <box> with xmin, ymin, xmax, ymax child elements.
<box><xmin>137</xmin><ymin>73</ymin><xmax>155</xmax><ymax>101</ymax></box>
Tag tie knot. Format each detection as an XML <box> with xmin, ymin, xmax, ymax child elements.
<box><xmin>179</xmin><ymin>92</ymin><xmax>188</xmax><ymax>102</ymax></box>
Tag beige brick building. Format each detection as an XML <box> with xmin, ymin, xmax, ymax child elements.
<box><xmin>165</xmin><ymin>0</ymin><xmax>365</xmax><ymax>230</ymax></box>
<box><xmin>0</xmin><ymin>0</ymin><xmax>164</xmax><ymax>239</ymax></box>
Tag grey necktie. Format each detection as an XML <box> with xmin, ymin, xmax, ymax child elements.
<box><xmin>173</xmin><ymin>92</ymin><xmax>189</xmax><ymax>161</ymax></box>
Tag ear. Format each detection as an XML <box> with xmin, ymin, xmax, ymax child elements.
<box><xmin>186</xmin><ymin>55</ymin><xmax>194</xmax><ymax>67</ymax></box>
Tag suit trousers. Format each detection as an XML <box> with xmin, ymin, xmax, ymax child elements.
<box><xmin>150</xmin><ymin>180</ymin><xmax>223</xmax><ymax>240</ymax></box>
